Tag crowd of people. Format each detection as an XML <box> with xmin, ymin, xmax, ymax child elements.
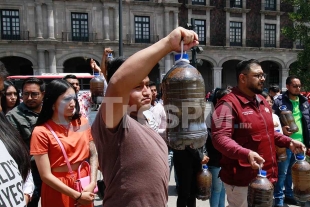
<box><xmin>0</xmin><ymin>27</ymin><xmax>309</xmax><ymax>207</ymax></box>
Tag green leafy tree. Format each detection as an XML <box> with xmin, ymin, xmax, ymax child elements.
<box><xmin>282</xmin><ymin>0</ymin><xmax>310</xmax><ymax>90</ymax></box>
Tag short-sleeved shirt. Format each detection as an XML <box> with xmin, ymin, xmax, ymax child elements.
<box><xmin>6</xmin><ymin>103</ymin><xmax>39</xmax><ymax>149</ymax></box>
<box><xmin>91</xmin><ymin>113</ymin><xmax>169</xmax><ymax>207</ymax></box>
<box><xmin>78</xmin><ymin>91</ymin><xmax>92</xmax><ymax>120</ymax></box>
<box><xmin>0</xmin><ymin>140</ymin><xmax>26</xmax><ymax>207</ymax></box>
<box><xmin>30</xmin><ymin>117</ymin><xmax>92</xmax><ymax>168</ymax></box>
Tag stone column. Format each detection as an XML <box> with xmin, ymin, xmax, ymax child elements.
<box><xmin>225</xmin><ymin>12</ymin><xmax>230</xmax><ymax>46</ymax></box>
<box><xmin>164</xmin><ymin>10</ymin><xmax>169</xmax><ymax>36</ymax></box>
<box><xmin>242</xmin><ymin>13</ymin><xmax>246</xmax><ymax>47</ymax></box>
<box><xmin>173</xmin><ymin>11</ymin><xmax>178</xmax><ymax>29</ymax></box>
<box><xmin>213</xmin><ymin>67</ymin><xmax>223</xmax><ymax>89</ymax></box>
<box><xmin>114</xmin><ymin>7</ymin><xmax>119</xmax><ymax>41</ymax></box>
<box><xmin>206</xmin><ymin>9</ymin><xmax>211</xmax><ymax>46</ymax></box>
<box><xmin>276</xmin><ymin>15</ymin><xmax>280</xmax><ymax>48</ymax></box>
<box><xmin>47</xmin><ymin>3</ymin><xmax>55</xmax><ymax>39</ymax></box>
<box><xmin>281</xmin><ymin>68</ymin><xmax>289</xmax><ymax>91</ymax></box>
<box><xmin>37</xmin><ymin>49</ymin><xmax>45</xmax><ymax>74</ymax></box>
<box><xmin>48</xmin><ymin>50</ymin><xmax>57</xmax><ymax>73</ymax></box>
<box><xmin>103</xmin><ymin>6</ymin><xmax>110</xmax><ymax>40</ymax></box>
<box><xmin>35</xmin><ymin>3</ymin><xmax>43</xmax><ymax>39</ymax></box>
<box><xmin>32</xmin><ymin>66</ymin><xmax>40</xmax><ymax>75</ymax></box>
<box><xmin>261</xmin><ymin>14</ymin><xmax>265</xmax><ymax>47</ymax></box>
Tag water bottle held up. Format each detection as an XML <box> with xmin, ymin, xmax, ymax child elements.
<box><xmin>161</xmin><ymin>43</ymin><xmax>207</xmax><ymax>150</ymax></box>
<box><xmin>107</xmin><ymin>53</ymin><xmax>113</xmax><ymax>60</ymax></box>
<box><xmin>279</xmin><ymin>105</ymin><xmax>298</xmax><ymax>133</ymax></box>
<box><xmin>90</xmin><ymin>73</ymin><xmax>105</xmax><ymax>104</ymax></box>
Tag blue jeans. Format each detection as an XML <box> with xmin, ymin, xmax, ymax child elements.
<box><xmin>208</xmin><ymin>166</ymin><xmax>225</xmax><ymax>207</ymax></box>
<box><xmin>274</xmin><ymin>149</ymin><xmax>295</xmax><ymax>206</ymax></box>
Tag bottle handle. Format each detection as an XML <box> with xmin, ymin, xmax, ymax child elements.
<box><xmin>258</xmin><ymin>165</ymin><xmax>262</xmax><ymax>176</ymax></box>
<box><xmin>175</xmin><ymin>41</ymin><xmax>184</xmax><ymax>64</ymax></box>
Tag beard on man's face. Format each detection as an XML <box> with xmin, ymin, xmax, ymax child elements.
<box><xmin>288</xmin><ymin>91</ymin><xmax>300</xmax><ymax>97</ymax></box>
<box><xmin>249</xmin><ymin>84</ymin><xmax>264</xmax><ymax>94</ymax></box>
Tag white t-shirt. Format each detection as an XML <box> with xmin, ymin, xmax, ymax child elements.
<box><xmin>0</xmin><ymin>140</ymin><xmax>26</xmax><ymax>207</ymax></box>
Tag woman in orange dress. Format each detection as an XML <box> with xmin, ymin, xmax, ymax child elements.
<box><xmin>30</xmin><ymin>79</ymin><xmax>98</xmax><ymax>207</ymax></box>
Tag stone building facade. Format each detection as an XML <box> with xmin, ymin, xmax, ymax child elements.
<box><xmin>0</xmin><ymin>0</ymin><xmax>301</xmax><ymax>92</ymax></box>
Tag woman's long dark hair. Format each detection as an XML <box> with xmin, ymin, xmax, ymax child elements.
<box><xmin>36</xmin><ymin>79</ymin><xmax>80</xmax><ymax>126</ymax></box>
<box><xmin>0</xmin><ymin>112</ymin><xmax>30</xmax><ymax>182</ymax></box>
<box><xmin>1</xmin><ymin>80</ymin><xmax>20</xmax><ymax>114</ymax></box>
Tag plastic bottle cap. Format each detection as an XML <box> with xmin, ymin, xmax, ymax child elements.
<box><xmin>296</xmin><ymin>155</ymin><xmax>305</xmax><ymax>160</ymax></box>
<box><xmin>174</xmin><ymin>53</ymin><xmax>189</xmax><ymax>61</ymax></box>
<box><xmin>259</xmin><ymin>170</ymin><xmax>267</xmax><ymax>177</ymax></box>
<box><xmin>202</xmin><ymin>164</ymin><xmax>208</xmax><ymax>169</ymax></box>
<box><xmin>108</xmin><ymin>53</ymin><xmax>113</xmax><ymax>59</ymax></box>
<box><xmin>275</xmin><ymin>129</ymin><xmax>281</xmax><ymax>132</ymax></box>
<box><xmin>279</xmin><ymin>105</ymin><xmax>287</xmax><ymax>111</ymax></box>
<box><xmin>94</xmin><ymin>72</ymin><xmax>99</xmax><ymax>76</ymax></box>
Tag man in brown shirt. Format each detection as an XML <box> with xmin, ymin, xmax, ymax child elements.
<box><xmin>91</xmin><ymin>27</ymin><xmax>199</xmax><ymax>206</ymax></box>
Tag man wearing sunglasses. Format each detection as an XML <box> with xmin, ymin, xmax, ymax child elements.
<box><xmin>6</xmin><ymin>77</ymin><xmax>45</xmax><ymax>207</ymax></box>
<box><xmin>272</xmin><ymin>75</ymin><xmax>310</xmax><ymax>207</ymax></box>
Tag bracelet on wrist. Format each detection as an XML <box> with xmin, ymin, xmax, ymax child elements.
<box><xmin>76</xmin><ymin>192</ymin><xmax>82</xmax><ymax>201</ymax></box>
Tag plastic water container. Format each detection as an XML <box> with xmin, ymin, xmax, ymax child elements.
<box><xmin>292</xmin><ymin>154</ymin><xmax>310</xmax><ymax>202</ymax></box>
<box><xmin>279</xmin><ymin>105</ymin><xmax>298</xmax><ymax>133</ymax></box>
<box><xmin>90</xmin><ymin>73</ymin><xmax>105</xmax><ymax>104</ymax></box>
<box><xmin>275</xmin><ymin>129</ymin><xmax>287</xmax><ymax>162</ymax></box>
<box><xmin>161</xmin><ymin>53</ymin><xmax>207</xmax><ymax>150</ymax></box>
<box><xmin>196</xmin><ymin>164</ymin><xmax>212</xmax><ymax>200</ymax></box>
<box><xmin>248</xmin><ymin>169</ymin><xmax>274</xmax><ymax>207</ymax></box>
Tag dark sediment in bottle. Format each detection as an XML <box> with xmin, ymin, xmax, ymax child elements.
<box><xmin>90</xmin><ymin>73</ymin><xmax>105</xmax><ymax>104</ymax></box>
<box><xmin>292</xmin><ymin>154</ymin><xmax>310</xmax><ymax>202</ymax></box>
<box><xmin>161</xmin><ymin>53</ymin><xmax>207</xmax><ymax>150</ymax></box>
<box><xmin>248</xmin><ymin>170</ymin><xmax>274</xmax><ymax>207</ymax></box>
<box><xmin>275</xmin><ymin>130</ymin><xmax>287</xmax><ymax>162</ymax></box>
<box><xmin>196</xmin><ymin>164</ymin><xmax>212</xmax><ymax>200</ymax></box>
<box><xmin>279</xmin><ymin>105</ymin><xmax>298</xmax><ymax>133</ymax></box>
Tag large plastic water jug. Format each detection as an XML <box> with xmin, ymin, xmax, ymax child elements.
<box><xmin>90</xmin><ymin>73</ymin><xmax>105</xmax><ymax>104</ymax></box>
<box><xmin>292</xmin><ymin>154</ymin><xmax>310</xmax><ymax>202</ymax></box>
<box><xmin>248</xmin><ymin>169</ymin><xmax>274</xmax><ymax>207</ymax></box>
<box><xmin>275</xmin><ymin>129</ymin><xmax>287</xmax><ymax>162</ymax></box>
<box><xmin>279</xmin><ymin>105</ymin><xmax>298</xmax><ymax>133</ymax></box>
<box><xmin>161</xmin><ymin>52</ymin><xmax>207</xmax><ymax>150</ymax></box>
<box><xmin>196</xmin><ymin>164</ymin><xmax>212</xmax><ymax>200</ymax></box>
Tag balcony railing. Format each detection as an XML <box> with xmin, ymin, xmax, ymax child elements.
<box><xmin>126</xmin><ymin>34</ymin><xmax>159</xmax><ymax>44</ymax></box>
<box><xmin>0</xmin><ymin>31</ymin><xmax>29</xmax><ymax>40</ymax></box>
<box><xmin>62</xmin><ymin>32</ymin><xmax>97</xmax><ymax>42</ymax></box>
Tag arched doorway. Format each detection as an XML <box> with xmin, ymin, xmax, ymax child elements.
<box><xmin>0</xmin><ymin>56</ymin><xmax>33</xmax><ymax>75</ymax></box>
<box><xmin>222</xmin><ymin>60</ymin><xmax>241</xmax><ymax>88</ymax></box>
<box><xmin>260</xmin><ymin>61</ymin><xmax>280</xmax><ymax>87</ymax></box>
<box><xmin>63</xmin><ymin>57</ymin><xmax>100</xmax><ymax>74</ymax></box>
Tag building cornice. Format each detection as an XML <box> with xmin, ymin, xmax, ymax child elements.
<box><xmin>224</xmin><ymin>7</ymin><xmax>251</xmax><ymax>14</ymax></box>
<box><xmin>260</xmin><ymin>10</ymin><xmax>284</xmax><ymax>16</ymax></box>
<box><xmin>185</xmin><ymin>4</ymin><xmax>215</xmax><ymax>10</ymax></box>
